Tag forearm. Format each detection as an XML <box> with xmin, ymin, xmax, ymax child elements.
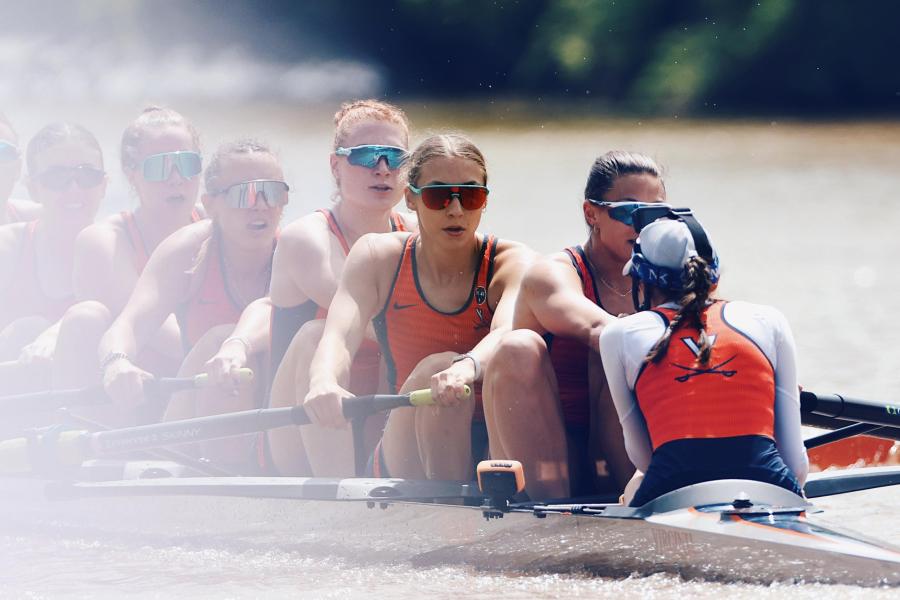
<box><xmin>307</xmin><ymin>328</ymin><xmax>355</xmax><ymax>390</ymax></box>
<box><xmin>225</xmin><ymin>297</ymin><xmax>272</xmax><ymax>356</ymax></box>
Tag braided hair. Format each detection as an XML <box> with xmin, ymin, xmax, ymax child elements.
<box><xmin>644</xmin><ymin>255</ymin><xmax>716</xmax><ymax>365</ymax></box>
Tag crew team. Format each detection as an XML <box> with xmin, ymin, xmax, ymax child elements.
<box><xmin>0</xmin><ymin>101</ymin><xmax>809</xmax><ymax>505</ymax></box>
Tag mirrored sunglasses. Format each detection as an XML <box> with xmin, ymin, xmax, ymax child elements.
<box><xmin>0</xmin><ymin>140</ymin><xmax>19</xmax><ymax>163</ymax></box>
<box><xmin>587</xmin><ymin>200</ymin><xmax>666</xmax><ymax>227</ymax></box>
<box><xmin>213</xmin><ymin>179</ymin><xmax>290</xmax><ymax>209</ymax></box>
<box><xmin>335</xmin><ymin>145</ymin><xmax>408</xmax><ymax>169</ymax></box>
<box><xmin>141</xmin><ymin>151</ymin><xmax>202</xmax><ymax>182</ymax></box>
<box><xmin>37</xmin><ymin>164</ymin><xmax>105</xmax><ymax>191</ymax></box>
<box><xmin>409</xmin><ymin>183</ymin><xmax>490</xmax><ymax>210</ymax></box>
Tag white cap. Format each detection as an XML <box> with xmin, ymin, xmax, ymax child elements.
<box><xmin>623</xmin><ymin>218</ymin><xmax>715</xmax><ymax>276</ymax></box>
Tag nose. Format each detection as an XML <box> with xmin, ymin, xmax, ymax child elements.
<box><xmin>373</xmin><ymin>155</ymin><xmax>391</xmax><ymax>176</ymax></box>
<box><xmin>167</xmin><ymin>166</ymin><xmax>187</xmax><ymax>185</ymax></box>
<box><xmin>445</xmin><ymin>195</ymin><xmax>464</xmax><ymax>216</ymax></box>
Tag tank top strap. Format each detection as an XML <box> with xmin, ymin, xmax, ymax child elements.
<box><xmin>389</xmin><ymin>211</ymin><xmax>407</xmax><ymax>232</ymax></box>
<box><xmin>564</xmin><ymin>244</ymin><xmax>603</xmax><ymax>307</ymax></box>
<box><xmin>119</xmin><ymin>211</ymin><xmax>150</xmax><ymax>272</ymax></box>
<box><xmin>317</xmin><ymin>208</ymin><xmax>351</xmax><ymax>255</ymax></box>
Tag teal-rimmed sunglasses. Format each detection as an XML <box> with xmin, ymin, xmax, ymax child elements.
<box><xmin>335</xmin><ymin>145</ymin><xmax>408</xmax><ymax>170</ymax></box>
<box><xmin>141</xmin><ymin>151</ymin><xmax>202</xmax><ymax>182</ymax></box>
<box><xmin>409</xmin><ymin>183</ymin><xmax>490</xmax><ymax>210</ymax></box>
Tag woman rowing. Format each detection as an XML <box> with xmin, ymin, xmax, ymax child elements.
<box><xmin>49</xmin><ymin>107</ymin><xmax>204</xmax><ymax>424</ymax></box>
<box><xmin>99</xmin><ymin>139</ymin><xmax>285</xmax><ymax>468</ymax></box>
<box><xmin>304</xmin><ymin>133</ymin><xmax>532</xmax><ymax>481</ymax></box>
<box><xmin>0</xmin><ymin>113</ymin><xmax>40</xmax><ymax>225</ymax></box>
<box><xmin>266</xmin><ymin>99</ymin><xmax>415</xmax><ymax>476</ymax></box>
<box><xmin>484</xmin><ymin>151</ymin><xmax>666</xmax><ymax>500</ymax></box>
<box><xmin>599</xmin><ymin>208</ymin><xmax>809</xmax><ymax>506</ymax></box>
<box><xmin>0</xmin><ymin>123</ymin><xmax>106</xmax><ymax>391</ymax></box>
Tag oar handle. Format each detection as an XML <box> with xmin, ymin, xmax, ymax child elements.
<box><xmin>150</xmin><ymin>368</ymin><xmax>255</xmax><ymax>396</ymax></box>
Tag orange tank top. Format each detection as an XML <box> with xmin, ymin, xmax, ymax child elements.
<box><xmin>177</xmin><ymin>231</ymin><xmax>274</xmax><ymax>351</ymax></box>
<box><xmin>120</xmin><ymin>209</ymin><xmax>203</xmax><ymax>273</ymax></box>
<box><xmin>545</xmin><ymin>246</ymin><xmax>601</xmax><ymax>427</ymax></box>
<box><xmin>634</xmin><ymin>301</ymin><xmax>776</xmax><ymax>450</ymax></box>
<box><xmin>3</xmin><ymin>221</ymin><xmax>75</xmax><ymax>325</ymax></box>
<box><xmin>374</xmin><ymin>234</ymin><xmax>498</xmax><ymax>420</ymax></box>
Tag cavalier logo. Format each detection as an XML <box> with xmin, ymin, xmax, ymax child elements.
<box><xmin>672</xmin><ymin>334</ymin><xmax>737</xmax><ymax>382</ymax></box>
<box><xmin>475</xmin><ymin>286</ymin><xmax>487</xmax><ymax>305</ymax></box>
<box><xmin>680</xmin><ymin>334</ymin><xmax>717</xmax><ymax>358</ymax></box>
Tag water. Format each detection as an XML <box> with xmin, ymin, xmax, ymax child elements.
<box><xmin>2</xmin><ymin>101</ymin><xmax>900</xmax><ymax>597</ymax></box>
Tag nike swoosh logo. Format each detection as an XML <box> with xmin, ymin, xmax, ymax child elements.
<box><xmin>393</xmin><ymin>302</ymin><xmax>416</xmax><ymax>310</ymax></box>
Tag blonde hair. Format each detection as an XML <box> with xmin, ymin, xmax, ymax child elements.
<box><xmin>333</xmin><ymin>99</ymin><xmax>409</xmax><ymax>149</ymax></box>
<box><xmin>406</xmin><ymin>133</ymin><xmax>487</xmax><ymax>187</ymax></box>
<box><xmin>204</xmin><ymin>138</ymin><xmax>276</xmax><ymax>193</ymax></box>
<box><xmin>121</xmin><ymin>106</ymin><xmax>201</xmax><ymax>171</ymax></box>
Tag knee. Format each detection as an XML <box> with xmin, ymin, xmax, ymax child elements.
<box><xmin>489</xmin><ymin>330</ymin><xmax>547</xmax><ymax>378</ymax></box>
<box><xmin>403</xmin><ymin>351</ymin><xmax>456</xmax><ymax>389</ymax></box>
<box><xmin>60</xmin><ymin>301</ymin><xmax>112</xmax><ymax>333</ymax></box>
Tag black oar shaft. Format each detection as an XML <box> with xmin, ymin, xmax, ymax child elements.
<box><xmin>800</xmin><ymin>391</ymin><xmax>900</xmax><ymax>429</ymax></box>
<box><xmin>803</xmin><ymin>422</ymin><xmax>884</xmax><ymax>450</ymax></box>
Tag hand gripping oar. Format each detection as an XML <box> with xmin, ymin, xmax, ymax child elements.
<box><xmin>0</xmin><ymin>368</ymin><xmax>255</xmax><ymax>417</ymax></box>
<box><xmin>0</xmin><ymin>386</ymin><xmax>455</xmax><ymax>476</ymax></box>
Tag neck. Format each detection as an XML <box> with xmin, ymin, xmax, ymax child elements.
<box><xmin>584</xmin><ymin>236</ymin><xmax>631</xmax><ymax>292</ymax></box>
<box><xmin>132</xmin><ymin>205</ymin><xmax>194</xmax><ymax>252</ymax></box>
<box><xmin>415</xmin><ymin>233</ymin><xmax>480</xmax><ymax>282</ymax></box>
<box><xmin>333</xmin><ymin>200</ymin><xmax>396</xmax><ymax>246</ymax></box>
<box><xmin>218</xmin><ymin>230</ymin><xmax>273</xmax><ymax>278</ymax></box>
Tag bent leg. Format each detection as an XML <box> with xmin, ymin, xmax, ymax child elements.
<box><xmin>589</xmin><ymin>351</ymin><xmax>635</xmax><ymax>491</ymax></box>
<box><xmin>53</xmin><ymin>301</ymin><xmax>112</xmax><ymax>389</ymax></box>
<box><xmin>268</xmin><ymin>320</ymin><xmax>331</xmax><ymax>476</ymax></box>
<box><xmin>167</xmin><ymin>324</ymin><xmax>260</xmax><ymax>471</ymax></box>
<box><xmin>382</xmin><ymin>351</ymin><xmax>472</xmax><ymax>480</ymax></box>
<box><xmin>483</xmin><ymin>330</ymin><xmax>568</xmax><ymax>499</ymax></box>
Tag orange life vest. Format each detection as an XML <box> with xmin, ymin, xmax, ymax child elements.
<box><xmin>634</xmin><ymin>301</ymin><xmax>776</xmax><ymax>450</ymax></box>
<box><xmin>374</xmin><ymin>233</ymin><xmax>497</xmax><ymax>420</ymax></box>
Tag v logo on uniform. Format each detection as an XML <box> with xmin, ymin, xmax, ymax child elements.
<box><xmin>679</xmin><ymin>334</ymin><xmax>718</xmax><ymax>359</ymax></box>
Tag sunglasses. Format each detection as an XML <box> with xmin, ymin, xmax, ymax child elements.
<box><xmin>211</xmin><ymin>179</ymin><xmax>290</xmax><ymax>209</ymax></box>
<box><xmin>587</xmin><ymin>199</ymin><xmax>668</xmax><ymax>227</ymax></box>
<box><xmin>141</xmin><ymin>151</ymin><xmax>202</xmax><ymax>182</ymax></box>
<box><xmin>36</xmin><ymin>164</ymin><xmax>106</xmax><ymax>191</ymax></box>
<box><xmin>409</xmin><ymin>183</ymin><xmax>490</xmax><ymax>211</ymax></box>
<box><xmin>630</xmin><ymin>205</ymin><xmax>693</xmax><ymax>234</ymax></box>
<box><xmin>0</xmin><ymin>140</ymin><xmax>19</xmax><ymax>163</ymax></box>
<box><xmin>335</xmin><ymin>145</ymin><xmax>408</xmax><ymax>170</ymax></box>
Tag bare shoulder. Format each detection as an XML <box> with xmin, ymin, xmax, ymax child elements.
<box><xmin>492</xmin><ymin>238</ymin><xmax>537</xmax><ymax>274</ymax></box>
<box><xmin>352</xmin><ymin>230</ymin><xmax>409</xmax><ymax>266</ymax></box>
<box><xmin>275</xmin><ymin>210</ymin><xmax>332</xmax><ymax>257</ymax></box>
<box><xmin>7</xmin><ymin>198</ymin><xmax>41</xmax><ymax>221</ymax></box>
<box><xmin>153</xmin><ymin>219</ymin><xmax>214</xmax><ymax>268</ymax></box>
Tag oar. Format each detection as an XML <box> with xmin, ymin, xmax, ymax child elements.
<box><xmin>0</xmin><ymin>387</ymin><xmax>442</xmax><ymax>476</ymax></box>
<box><xmin>0</xmin><ymin>368</ymin><xmax>255</xmax><ymax>417</ymax></box>
<box><xmin>801</xmin><ymin>390</ymin><xmax>900</xmax><ymax>445</ymax></box>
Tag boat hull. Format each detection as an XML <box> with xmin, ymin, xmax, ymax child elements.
<box><xmin>2</xmin><ymin>475</ymin><xmax>899</xmax><ymax>586</ymax></box>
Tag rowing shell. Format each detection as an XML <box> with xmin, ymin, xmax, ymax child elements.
<box><xmin>1</xmin><ymin>465</ymin><xmax>899</xmax><ymax>586</ymax></box>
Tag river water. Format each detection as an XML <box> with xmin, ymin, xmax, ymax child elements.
<box><xmin>2</xmin><ymin>102</ymin><xmax>900</xmax><ymax>597</ymax></box>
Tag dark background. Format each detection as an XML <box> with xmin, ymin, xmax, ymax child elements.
<box><xmin>2</xmin><ymin>0</ymin><xmax>898</xmax><ymax>115</ymax></box>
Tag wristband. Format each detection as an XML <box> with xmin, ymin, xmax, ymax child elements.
<box><xmin>99</xmin><ymin>351</ymin><xmax>131</xmax><ymax>374</ymax></box>
<box><xmin>451</xmin><ymin>352</ymin><xmax>482</xmax><ymax>381</ymax></box>
<box><xmin>223</xmin><ymin>336</ymin><xmax>251</xmax><ymax>354</ymax></box>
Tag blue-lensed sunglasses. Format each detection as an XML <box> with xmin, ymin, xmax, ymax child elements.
<box><xmin>587</xmin><ymin>199</ymin><xmax>666</xmax><ymax>227</ymax></box>
<box><xmin>141</xmin><ymin>151</ymin><xmax>202</xmax><ymax>182</ymax></box>
<box><xmin>335</xmin><ymin>145</ymin><xmax>407</xmax><ymax>170</ymax></box>
<box><xmin>0</xmin><ymin>140</ymin><xmax>19</xmax><ymax>163</ymax></box>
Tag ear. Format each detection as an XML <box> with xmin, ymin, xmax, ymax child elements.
<box><xmin>329</xmin><ymin>153</ymin><xmax>340</xmax><ymax>183</ymax></box>
<box><xmin>582</xmin><ymin>200</ymin><xmax>599</xmax><ymax>228</ymax></box>
<box><xmin>404</xmin><ymin>186</ymin><xmax>417</xmax><ymax>212</ymax></box>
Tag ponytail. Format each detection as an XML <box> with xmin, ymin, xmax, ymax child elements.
<box><xmin>644</xmin><ymin>256</ymin><xmax>715</xmax><ymax>364</ymax></box>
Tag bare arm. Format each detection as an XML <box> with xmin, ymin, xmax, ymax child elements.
<box><xmin>304</xmin><ymin>233</ymin><xmax>399</xmax><ymax>427</ymax></box>
<box><xmin>269</xmin><ymin>215</ymin><xmax>343</xmax><ymax>309</ymax></box>
<box><xmin>514</xmin><ymin>255</ymin><xmax>616</xmax><ymax>350</ymax></box>
<box><xmin>73</xmin><ymin>220</ymin><xmax>138</xmax><ymax>312</ymax></box>
<box><xmin>203</xmin><ymin>296</ymin><xmax>272</xmax><ymax>385</ymax></box>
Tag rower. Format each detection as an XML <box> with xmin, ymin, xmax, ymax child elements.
<box><xmin>0</xmin><ymin>122</ymin><xmax>107</xmax><ymax>393</ymax></box>
<box><xmin>48</xmin><ymin>107</ymin><xmax>205</xmax><ymax>427</ymax></box>
<box><xmin>0</xmin><ymin>112</ymin><xmax>40</xmax><ymax>226</ymax></box>
<box><xmin>99</xmin><ymin>139</ymin><xmax>286</xmax><ymax>472</ymax></box>
<box><xmin>303</xmin><ymin>133</ymin><xmax>533</xmax><ymax>481</ymax></box>
<box><xmin>599</xmin><ymin>208</ymin><xmax>809</xmax><ymax>506</ymax></box>
<box><xmin>483</xmin><ymin>151</ymin><xmax>666</xmax><ymax>500</ymax></box>
<box><xmin>265</xmin><ymin>99</ymin><xmax>416</xmax><ymax>477</ymax></box>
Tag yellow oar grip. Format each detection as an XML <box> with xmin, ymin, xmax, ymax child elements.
<box><xmin>408</xmin><ymin>385</ymin><xmax>472</xmax><ymax>407</ymax></box>
<box><xmin>0</xmin><ymin>430</ymin><xmax>87</xmax><ymax>475</ymax></box>
<box><xmin>193</xmin><ymin>367</ymin><xmax>254</xmax><ymax>387</ymax></box>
